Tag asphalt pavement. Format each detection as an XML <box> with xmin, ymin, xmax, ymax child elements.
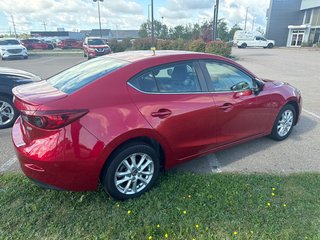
<box><xmin>0</xmin><ymin>48</ymin><xmax>319</xmax><ymax>174</ymax></box>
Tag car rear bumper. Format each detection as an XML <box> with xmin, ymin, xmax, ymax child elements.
<box><xmin>12</xmin><ymin>117</ymin><xmax>103</xmax><ymax>191</ymax></box>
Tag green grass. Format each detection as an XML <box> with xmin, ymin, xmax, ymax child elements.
<box><xmin>1</xmin><ymin>173</ymin><xmax>320</xmax><ymax>240</ymax></box>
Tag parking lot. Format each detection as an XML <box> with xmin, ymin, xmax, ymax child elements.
<box><xmin>1</xmin><ymin>48</ymin><xmax>319</xmax><ymax>174</ymax></box>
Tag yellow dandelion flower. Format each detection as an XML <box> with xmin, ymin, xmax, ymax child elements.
<box><xmin>233</xmin><ymin>231</ymin><xmax>238</xmax><ymax>235</ymax></box>
<box><xmin>116</xmin><ymin>203</ymin><xmax>120</xmax><ymax>208</ymax></box>
<box><xmin>272</xmin><ymin>187</ymin><xmax>276</xmax><ymax>191</ymax></box>
<box><xmin>283</xmin><ymin>203</ymin><xmax>287</xmax><ymax>207</ymax></box>
<box><xmin>188</xmin><ymin>195</ymin><xmax>192</xmax><ymax>198</ymax></box>
<box><xmin>271</xmin><ymin>192</ymin><xmax>275</xmax><ymax>196</ymax></box>
<box><xmin>148</xmin><ymin>236</ymin><xmax>152</xmax><ymax>240</ymax></box>
<box><xmin>157</xmin><ymin>224</ymin><xmax>160</xmax><ymax>228</ymax></box>
<box><xmin>267</xmin><ymin>202</ymin><xmax>271</xmax><ymax>207</ymax></box>
<box><xmin>164</xmin><ymin>233</ymin><xmax>168</xmax><ymax>238</ymax></box>
<box><xmin>127</xmin><ymin>210</ymin><xmax>132</xmax><ymax>215</ymax></box>
<box><xmin>183</xmin><ymin>210</ymin><xmax>187</xmax><ymax>214</ymax></box>
<box><xmin>195</xmin><ymin>224</ymin><xmax>199</xmax><ymax>229</ymax></box>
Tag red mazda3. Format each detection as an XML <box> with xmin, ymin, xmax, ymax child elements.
<box><xmin>12</xmin><ymin>51</ymin><xmax>302</xmax><ymax>199</ymax></box>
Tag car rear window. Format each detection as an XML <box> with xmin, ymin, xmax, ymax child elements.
<box><xmin>47</xmin><ymin>57</ymin><xmax>129</xmax><ymax>94</ymax></box>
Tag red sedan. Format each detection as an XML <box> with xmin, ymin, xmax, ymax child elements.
<box><xmin>12</xmin><ymin>51</ymin><xmax>302</xmax><ymax>200</ymax></box>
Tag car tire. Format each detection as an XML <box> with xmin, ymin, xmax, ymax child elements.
<box><xmin>241</xmin><ymin>43</ymin><xmax>247</xmax><ymax>48</ymax></box>
<box><xmin>101</xmin><ymin>142</ymin><xmax>160</xmax><ymax>200</ymax></box>
<box><xmin>270</xmin><ymin>104</ymin><xmax>296</xmax><ymax>141</ymax></box>
<box><xmin>267</xmin><ymin>43</ymin><xmax>274</xmax><ymax>48</ymax></box>
<box><xmin>0</xmin><ymin>95</ymin><xmax>19</xmax><ymax>129</ymax></box>
<box><xmin>83</xmin><ymin>52</ymin><xmax>87</xmax><ymax>57</ymax></box>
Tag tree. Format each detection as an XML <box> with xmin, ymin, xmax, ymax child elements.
<box><xmin>217</xmin><ymin>19</ymin><xmax>229</xmax><ymax>41</ymax></box>
<box><xmin>229</xmin><ymin>24</ymin><xmax>242</xmax><ymax>41</ymax></box>
<box><xmin>138</xmin><ymin>20</ymin><xmax>168</xmax><ymax>39</ymax></box>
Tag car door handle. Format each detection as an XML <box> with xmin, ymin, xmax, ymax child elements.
<box><xmin>219</xmin><ymin>103</ymin><xmax>233</xmax><ymax>111</ymax></box>
<box><xmin>151</xmin><ymin>109</ymin><xmax>172</xmax><ymax>118</ymax></box>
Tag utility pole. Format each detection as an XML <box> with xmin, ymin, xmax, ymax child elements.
<box><xmin>252</xmin><ymin>17</ymin><xmax>255</xmax><ymax>32</ymax></box>
<box><xmin>244</xmin><ymin>7</ymin><xmax>249</xmax><ymax>31</ymax></box>
<box><xmin>43</xmin><ymin>21</ymin><xmax>47</xmax><ymax>32</ymax></box>
<box><xmin>151</xmin><ymin>0</ymin><xmax>155</xmax><ymax>48</ymax></box>
<box><xmin>93</xmin><ymin>0</ymin><xmax>104</xmax><ymax>38</ymax></box>
<box><xmin>11</xmin><ymin>14</ymin><xmax>17</xmax><ymax>38</ymax></box>
<box><xmin>148</xmin><ymin>4</ymin><xmax>151</xmax><ymax>22</ymax></box>
<box><xmin>213</xmin><ymin>0</ymin><xmax>219</xmax><ymax>40</ymax></box>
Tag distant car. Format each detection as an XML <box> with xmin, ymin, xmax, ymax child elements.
<box><xmin>21</xmin><ymin>39</ymin><xmax>53</xmax><ymax>50</ymax></box>
<box><xmin>0</xmin><ymin>38</ymin><xmax>28</xmax><ymax>60</ymax></box>
<box><xmin>57</xmin><ymin>39</ymin><xmax>82</xmax><ymax>49</ymax></box>
<box><xmin>0</xmin><ymin>67</ymin><xmax>41</xmax><ymax>128</ymax></box>
<box><xmin>12</xmin><ymin>51</ymin><xmax>302</xmax><ymax>200</ymax></box>
<box><xmin>83</xmin><ymin>37</ymin><xmax>112</xmax><ymax>59</ymax></box>
<box><xmin>234</xmin><ymin>30</ymin><xmax>275</xmax><ymax>49</ymax></box>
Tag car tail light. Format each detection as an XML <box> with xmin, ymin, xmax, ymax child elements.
<box><xmin>20</xmin><ymin>109</ymin><xmax>88</xmax><ymax>130</ymax></box>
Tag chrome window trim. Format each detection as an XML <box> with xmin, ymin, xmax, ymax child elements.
<box><xmin>127</xmin><ymin>82</ymin><xmax>246</xmax><ymax>95</ymax></box>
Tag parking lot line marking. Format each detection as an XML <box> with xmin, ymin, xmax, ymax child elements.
<box><xmin>0</xmin><ymin>156</ymin><xmax>17</xmax><ymax>173</ymax></box>
<box><xmin>207</xmin><ymin>154</ymin><xmax>222</xmax><ymax>173</ymax></box>
<box><xmin>303</xmin><ymin>109</ymin><xmax>320</xmax><ymax>121</ymax></box>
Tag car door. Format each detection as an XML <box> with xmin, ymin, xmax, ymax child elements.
<box><xmin>127</xmin><ymin>61</ymin><xmax>218</xmax><ymax>161</ymax></box>
<box><xmin>200</xmin><ymin>60</ymin><xmax>273</xmax><ymax>146</ymax></box>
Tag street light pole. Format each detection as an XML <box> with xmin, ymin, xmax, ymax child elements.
<box><xmin>93</xmin><ymin>0</ymin><xmax>104</xmax><ymax>38</ymax></box>
<box><xmin>151</xmin><ymin>0</ymin><xmax>155</xmax><ymax>48</ymax></box>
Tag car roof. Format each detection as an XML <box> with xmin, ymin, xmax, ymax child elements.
<box><xmin>0</xmin><ymin>67</ymin><xmax>37</xmax><ymax>78</ymax></box>
<box><xmin>107</xmin><ymin>50</ymin><xmax>223</xmax><ymax>63</ymax></box>
<box><xmin>104</xmin><ymin>50</ymin><xmax>257</xmax><ymax>78</ymax></box>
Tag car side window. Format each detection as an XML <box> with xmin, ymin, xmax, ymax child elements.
<box><xmin>202</xmin><ymin>61</ymin><xmax>254</xmax><ymax>92</ymax></box>
<box><xmin>129</xmin><ymin>62</ymin><xmax>201</xmax><ymax>93</ymax></box>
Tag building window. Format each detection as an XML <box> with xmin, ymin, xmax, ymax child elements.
<box><xmin>311</xmin><ymin>8</ymin><xmax>320</xmax><ymax>26</ymax></box>
<box><xmin>304</xmin><ymin>9</ymin><xmax>312</xmax><ymax>24</ymax></box>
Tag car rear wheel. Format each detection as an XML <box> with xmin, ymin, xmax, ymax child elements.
<box><xmin>241</xmin><ymin>43</ymin><xmax>247</xmax><ymax>48</ymax></box>
<box><xmin>101</xmin><ymin>142</ymin><xmax>160</xmax><ymax>200</ymax></box>
<box><xmin>270</xmin><ymin>104</ymin><xmax>296</xmax><ymax>141</ymax></box>
<box><xmin>0</xmin><ymin>95</ymin><xmax>19</xmax><ymax>129</ymax></box>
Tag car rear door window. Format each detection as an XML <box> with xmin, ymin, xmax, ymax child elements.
<box><xmin>201</xmin><ymin>61</ymin><xmax>254</xmax><ymax>92</ymax></box>
<box><xmin>129</xmin><ymin>62</ymin><xmax>201</xmax><ymax>93</ymax></box>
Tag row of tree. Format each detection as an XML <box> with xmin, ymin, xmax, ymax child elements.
<box><xmin>138</xmin><ymin>19</ymin><xmax>243</xmax><ymax>42</ymax></box>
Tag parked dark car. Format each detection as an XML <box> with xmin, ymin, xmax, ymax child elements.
<box><xmin>57</xmin><ymin>39</ymin><xmax>82</xmax><ymax>49</ymax></box>
<box><xmin>12</xmin><ymin>51</ymin><xmax>302</xmax><ymax>200</ymax></box>
<box><xmin>0</xmin><ymin>67</ymin><xmax>41</xmax><ymax>128</ymax></box>
<box><xmin>21</xmin><ymin>39</ymin><xmax>53</xmax><ymax>50</ymax></box>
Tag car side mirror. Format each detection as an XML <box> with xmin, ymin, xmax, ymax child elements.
<box><xmin>253</xmin><ymin>78</ymin><xmax>265</xmax><ymax>94</ymax></box>
<box><xmin>233</xmin><ymin>89</ymin><xmax>253</xmax><ymax>98</ymax></box>
<box><xmin>230</xmin><ymin>81</ymin><xmax>250</xmax><ymax>91</ymax></box>
<box><xmin>167</xmin><ymin>69</ymin><xmax>173</xmax><ymax>76</ymax></box>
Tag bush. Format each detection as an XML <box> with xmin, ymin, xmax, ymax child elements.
<box><xmin>188</xmin><ymin>39</ymin><xmax>206</xmax><ymax>52</ymax></box>
<box><xmin>108</xmin><ymin>39</ymin><xmax>132</xmax><ymax>53</ymax></box>
<box><xmin>205</xmin><ymin>40</ymin><xmax>232</xmax><ymax>57</ymax></box>
<box><xmin>132</xmin><ymin>38</ymin><xmax>152</xmax><ymax>50</ymax></box>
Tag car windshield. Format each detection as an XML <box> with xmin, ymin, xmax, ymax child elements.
<box><xmin>88</xmin><ymin>39</ymin><xmax>106</xmax><ymax>45</ymax></box>
<box><xmin>0</xmin><ymin>39</ymin><xmax>20</xmax><ymax>45</ymax></box>
<box><xmin>47</xmin><ymin>57</ymin><xmax>129</xmax><ymax>94</ymax></box>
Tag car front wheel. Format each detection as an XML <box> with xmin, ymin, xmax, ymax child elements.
<box><xmin>270</xmin><ymin>104</ymin><xmax>296</xmax><ymax>141</ymax></box>
<box><xmin>0</xmin><ymin>95</ymin><xmax>19</xmax><ymax>129</ymax></box>
<box><xmin>101</xmin><ymin>142</ymin><xmax>160</xmax><ymax>200</ymax></box>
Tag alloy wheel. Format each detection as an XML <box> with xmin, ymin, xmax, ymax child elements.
<box><xmin>0</xmin><ymin>100</ymin><xmax>15</xmax><ymax>126</ymax></box>
<box><xmin>114</xmin><ymin>153</ymin><xmax>154</xmax><ymax>195</ymax></box>
<box><xmin>277</xmin><ymin>109</ymin><xmax>294</xmax><ymax>137</ymax></box>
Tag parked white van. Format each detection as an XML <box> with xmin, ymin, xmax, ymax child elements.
<box><xmin>233</xmin><ymin>30</ymin><xmax>275</xmax><ymax>49</ymax></box>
